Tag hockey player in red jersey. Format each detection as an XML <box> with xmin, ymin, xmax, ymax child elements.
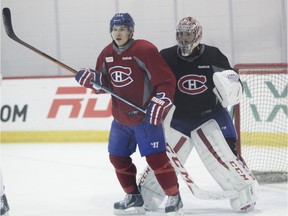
<box><xmin>75</xmin><ymin>13</ymin><xmax>183</xmax><ymax>215</ymax></box>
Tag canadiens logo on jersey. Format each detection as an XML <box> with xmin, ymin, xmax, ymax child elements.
<box><xmin>178</xmin><ymin>74</ymin><xmax>207</xmax><ymax>95</ymax></box>
<box><xmin>109</xmin><ymin>66</ymin><xmax>133</xmax><ymax>87</ymax></box>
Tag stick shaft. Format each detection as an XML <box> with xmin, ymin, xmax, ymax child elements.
<box><xmin>2</xmin><ymin>8</ymin><xmax>77</xmax><ymax>74</ymax></box>
<box><xmin>166</xmin><ymin>142</ymin><xmax>238</xmax><ymax>199</ymax></box>
<box><xmin>2</xmin><ymin>7</ymin><xmax>145</xmax><ymax>113</ymax></box>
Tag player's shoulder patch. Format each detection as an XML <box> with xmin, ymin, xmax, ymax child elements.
<box><xmin>105</xmin><ymin>56</ymin><xmax>113</xmax><ymax>63</ymax></box>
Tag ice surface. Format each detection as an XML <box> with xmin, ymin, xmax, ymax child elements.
<box><xmin>1</xmin><ymin>143</ymin><xmax>287</xmax><ymax>216</ymax></box>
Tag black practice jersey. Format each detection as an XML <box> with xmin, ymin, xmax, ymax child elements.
<box><xmin>160</xmin><ymin>44</ymin><xmax>233</xmax><ymax>120</ymax></box>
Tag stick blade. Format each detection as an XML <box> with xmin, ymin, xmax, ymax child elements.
<box><xmin>2</xmin><ymin>7</ymin><xmax>17</xmax><ymax>39</ymax></box>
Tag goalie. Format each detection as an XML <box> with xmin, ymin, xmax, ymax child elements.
<box><xmin>139</xmin><ymin>16</ymin><xmax>258</xmax><ymax>213</ymax></box>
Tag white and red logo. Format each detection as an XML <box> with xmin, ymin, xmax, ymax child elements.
<box><xmin>109</xmin><ymin>66</ymin><xmax>133</xmax><ymax>87</ymax></box>
<box><xmin>178</xmin><ymin>74</ymin><xmax>207</xmax><ymax>95</ymax></box>
<box><xmin>48</xmin><ymin>87</ymin><xmax>112</xmax><ymax>118</ymax></box>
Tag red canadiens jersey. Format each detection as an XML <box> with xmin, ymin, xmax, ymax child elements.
<box><xmin>160</xmin><ymin>44</ymin><xmax>234</xmax><ymax>120</ymax></box>
<box><xmin>95</xmin><ymin>39</ymin><xmax>176</xmax><ymax>126</ymax></box>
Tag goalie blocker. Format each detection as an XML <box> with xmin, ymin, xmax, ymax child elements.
<box><xmin>213</xmin><ymin>69</ymin><xmax>243</xmax><ymax>108</ymax></box>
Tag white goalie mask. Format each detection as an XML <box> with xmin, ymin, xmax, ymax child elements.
<box><xmin>176</xmin><ymin>16</ymin><xmax>202</xmax><ymax>56</ymax></box>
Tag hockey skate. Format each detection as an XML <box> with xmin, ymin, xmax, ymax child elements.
<box><xmin>1</xmin><ymin>194</ymin><xmax>9</xmax><ymax>216</ymax></box>
<box><xmin>114</xmin><ymin>193</ymin><xmax>146</xmax><ymax>215</ymax></box>
<box><xmin>165</xmin><ymin>193</ymin><xmax>183</xmax><ymax>216</ymax></box>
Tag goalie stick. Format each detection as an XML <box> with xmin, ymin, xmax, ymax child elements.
<box><xmin>163</xmin><ymin>106</ymin><xmax>238</xmax><ymax>200</ymax></box>
<box><xmin>166</xmin><ymin>142</ymin><xmax>238</xmax><ymax>200</ymax></box>
<box><xmin>3</xmin><ymin>7</ymin><xmax>238</xmax><ymax>201</ymax></box>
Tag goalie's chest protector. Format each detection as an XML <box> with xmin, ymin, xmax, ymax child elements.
<box><xmin>171</xmin><ymin>56</ymin><xmax>217</xmax><ymax>115</ymax></box>
<box><xmin>161</xmin><ymin>45</ymin><xmax>232</xmax><ymax>119</ymax></box>
<box><xmin>174</xmin><ymin>60</ymin><xmax>214</xmax><ymax>96</ymax></box>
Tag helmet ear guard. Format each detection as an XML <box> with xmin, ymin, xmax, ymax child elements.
<box><xmin>110</xmin><ymin>13</ymin><xmax>135</xmax><ymax>33</ymax></box>
<box><xmin>176</xmin><ymin>16</ymin><xmax>202</xmax><ymax>56</ymax></box>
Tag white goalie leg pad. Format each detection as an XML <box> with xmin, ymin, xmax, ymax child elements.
<box><xmin>138</xmin><ymin>166</ymin><xmax>165</xmax><ymax>211</ymax></box>
<box><xmin>162</xmin><ymin>105</ymin><xmax>193</xmax><ymax>166</ymax></box>
<box><xmin>191</xmin><ymin>119</ymin><xmax>259</xmax><ymax>212</ymax></box>
<box><xmin>138</xmin><ymin>106</ymin><xmax>193</xmax><ymax>211</ymax></box>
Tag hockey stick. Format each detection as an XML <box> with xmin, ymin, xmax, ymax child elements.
<box><xmin>3</xmin><ymin>7</ymin><xmax>238</xmax><ymax>200</ymax></box>
<box><xmin>2</xmin><ymin>8</ymin><xmax>76</xmax><ymax>74</ymax></box>
<box><xmin>2</xmin><ymin>7</ymin><xmax>145</xmax><ymax>114</ymax></box>
<box><xmin>166</xmin><ymin>142</ymin><xmax>238</xmax><ymax>200</ymax></box>
<box><xmin>163</xmin><ymin>107</ymin><xmax>238</xmax><ymax>200</ymax></box>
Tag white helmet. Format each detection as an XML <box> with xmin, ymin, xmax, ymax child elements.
<box><xmin>176</xmin><ymin>16</ymin><xmax>202</xmax><ymax>56</ymax></box>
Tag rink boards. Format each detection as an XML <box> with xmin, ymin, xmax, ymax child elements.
<box><xmin>1</xmin><ymin>76</ymin><xmax>112</xmax><ymax>143</ymax></box>
<box><xmin>1</xmin><ymin>76</ymin><xmax>286</xmax><ymax>145</ymax></box>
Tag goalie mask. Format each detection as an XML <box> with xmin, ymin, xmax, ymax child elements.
<box><xmin>176</xmin><ymin>16</ymin><xmax>202</xmax><ymax>56</ymax></box>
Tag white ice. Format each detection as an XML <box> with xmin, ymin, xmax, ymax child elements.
<box><xmin>1</xmin><ymin>143</ymin><xmax>287</xmax><ymax>216</ymax></box>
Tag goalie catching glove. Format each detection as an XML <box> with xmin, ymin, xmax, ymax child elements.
<box><xmin>146</xmin><ymin>92</ymin><xmax>172</xmax><ymax>125</ymax></box>
<box><xmin>213</xmin><ymin>70</ymin><xmax>243</xmax><ymax>107</ymax></box>
<box><xmin>75</xmin><ymin>68</ymin><xmax>104</xmax><ymax>93</ymax></box>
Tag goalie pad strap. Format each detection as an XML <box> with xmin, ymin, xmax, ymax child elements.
<box><xmin>174</xmin><ymin>136</ymin><xmax>188</xmax><ymax>153</ymax></box>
